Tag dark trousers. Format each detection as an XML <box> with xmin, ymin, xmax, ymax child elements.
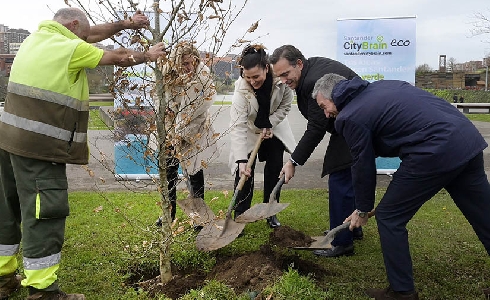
<box><xmin>166</xmin><ymin>156</ymin><xmax>204</xmax><ymax>221</ymax></box>
<box><xmin>233</xmin><ymin>137</ymin><xmax>285</xmax><ymax>217</ymax></box>
<box><xmin>376</xmin><ymin>152</ymin><xmax>490</xmax><ymax>292</ymax></box>
<box><xmin>328</xmin><ymin>168</ymin><xmax>357</xmax><ymax>246</ymax></box>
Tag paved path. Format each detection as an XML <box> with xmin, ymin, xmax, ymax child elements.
<box><xmin>67</xmin><ymin>105</ymin><xmax>490</xmax><ymax>192</ymax></box>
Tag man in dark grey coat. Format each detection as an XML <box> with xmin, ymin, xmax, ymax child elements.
<box><xmin>313</xmin><ymin>73</ymin><xmax>490</xmax><ymax>300</ymax></box>
<box><xmin>270</xmin><ymin>45</ymin><xmax>361</xmax><ymax>257</ymax></box>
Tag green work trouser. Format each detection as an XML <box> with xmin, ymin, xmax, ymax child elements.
<box><xmin>0</xmin><ymin>148</ymin><xmax>69</xmax><ymax>291</ymax></box>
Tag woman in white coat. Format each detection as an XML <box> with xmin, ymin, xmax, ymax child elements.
<box><xmin>156</xmin><ymin>41</ymin><xmax>219</xmax><ymax>223</ymax></box>
<box><xmin>229</xmin><ymin>44</ymin><xmax>296</xmax><ymax>228</ymax></box>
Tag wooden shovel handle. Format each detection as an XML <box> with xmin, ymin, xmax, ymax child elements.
<box><xmin>236</xmin><ymin>133</ymin><xmax>264</xmax><ymax>191</ymax></box>
<box><xmin>225</xmin><ymin>133</ymin><xmax>264</xmax><ymax>219</ymax></box>
<box><xmin>181</xmin><ymin>167</ymin><xmax>195</xmax><ymax>197</ymax></box>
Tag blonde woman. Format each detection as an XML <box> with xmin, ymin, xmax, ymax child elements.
<box><xmin>155</xmin><ymin>41</ymin><xmax>218</xmax><ymax>224</ymax></box>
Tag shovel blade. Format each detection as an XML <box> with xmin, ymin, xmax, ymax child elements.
<box><xmin>177</xmin><ymin>197</ymin><xmax>216</xmax><ymax>227</ymax></box>
<box><xmin>196</xmin><ymin>218</ymin><xmax>246</xmax><ymax>251</ymax></box>
<box><xmin>292</xmin><ymin>236</ymin><xmax>332</xmax><ymax>250</ymax></box>
<box><xmin>293</xmin><ymin>222</ymin><xmax>351</xmax><ymax>250</ymax></box>
<box><xmin>235</xmin><ymin>203</ymin><xmax>290</xmax><ymax>223</ymax></box>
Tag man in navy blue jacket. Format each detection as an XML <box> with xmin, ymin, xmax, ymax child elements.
<box><xmin>270</xmin><ymin>45</ymin><xmax>361</xmax><ymax>258</ymax></box>
<box><xmin>312</xmin><ymin>73</ymin><xmax>490</xmax><ymax>299</ymax></box>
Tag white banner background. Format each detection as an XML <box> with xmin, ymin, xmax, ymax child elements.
<box><xmin>336</xmin><ymin>16</ymin><xmax>416</xmax><ymax>173</ymax></box>
<box><xmin>337</xmin><ymin>16</ymin><xmax>416</xmax><ymax>84</ymax></box>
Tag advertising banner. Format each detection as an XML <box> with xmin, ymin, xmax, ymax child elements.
<box><xmin>337</xmin><ymin>16</ymin><xmax>416</xmax><ymax>173</ymax></box>
<box><xmin>337</xmin><ymin>16</ymin><xmax>416</xmax><ymax>84</ymax></box>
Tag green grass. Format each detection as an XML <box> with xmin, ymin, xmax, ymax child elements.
<box><xmin>261</xmin><ymin>268</ymin><xmax>328</xmax><ymax>300</ymax></box>
<box><xmin>88</xmin><ymin>109</ymin><xmax>113</xmax><ymax>130</ymax></box>
<box><xmin>213</xmin><ymin>100</ymin><xmax>232</xmax><ymax>106</ymax></box>
<box><xmin>8</xmin><ymin>188</ymin><xmax>490</xmax><ymax>299</ymax></box>
<box><xmin>465</xmin><ymin>113</ymin><xmax>490</xmax><ymax>122</ymax></box>
<box><xmin>90</xmin><ymin>101</ymin><xmax>114</xmax><ymax>107</ymax></box>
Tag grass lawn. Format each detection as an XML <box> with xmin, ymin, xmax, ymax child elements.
<box><xmin>88</xmin><ymin>109</ymin><xmax>113</xmax><ymax>130</ymax></box>
<box><xmin>73</xmin><ymin>106</ymin><xmax>490</xmax><ymax>299</ymax></box>
<box><xmin>90</xmin><ymin>101</ymin><xmax>114</xmax><ymax>107</ymax></box>
<box><xmin>465</xmin><ymin>113</ymin><xmax>490</xmax><ymax>122</ymax></box>
<box><xmin>7</xmin><ymin>188</ymin><xmax>490</xmax><ymax>299</ymax></box>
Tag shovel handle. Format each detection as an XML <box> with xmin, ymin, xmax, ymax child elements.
<box><xmin>226</xmin><ymin>134</ymin><xmax>264</xmax><ymax>215</ymax></box>
<box><xmin>328</xmin><ymin>221</ymin><xmax>351</xmax><ymax>237</ymax></box>
<box><xmin>181</xmin><ymin>167</ymin><xmax>195</xmax><ymax>198</ymax></box>
<box><xmin>269</xmin><ymin>174</ymin><xmax>285</xmax><ymax>203</ymax></box>
<box><xmin>324</xmin><ymin>209</ymin><xmax>376</xmax><ymax>243</ymax></box>
<box><xmin>236</xmin><ymin>133</ymin><xmax>264</xmax><ymax>191</ymax></box>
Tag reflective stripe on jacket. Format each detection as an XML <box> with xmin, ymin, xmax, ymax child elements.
<box><xmin>0</xmin><ymin>21</ymin><xmax>91</xmax><ymax>164</ymax></box>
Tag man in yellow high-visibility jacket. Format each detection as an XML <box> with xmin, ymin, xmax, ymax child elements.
<box><xmin>0</xmin><ymin>7</ymin><xmax>165</xmax><ymax>300</ymax></box>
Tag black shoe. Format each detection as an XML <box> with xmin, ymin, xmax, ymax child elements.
<box><xmin>365</xmin><ymin>286</ymin><xmax>419</xmax><ymax>299</ymax></box>
<box><xmin>323</xmin><ymin>228</ymin><xmax>364</xmax><ymax>240</ymax></box>
<box><xmin>313</xmin><ymin>244</ymin><xmax>354</xmax><ymax>257</ymax></box>
<box><xmin>266</xmin><ymin>215</ymin><xmax>281</xmax><ymax>228</ymax></box>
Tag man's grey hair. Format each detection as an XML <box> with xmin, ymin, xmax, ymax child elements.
<box><xmin>312</xmin><ymin>73</ymin><xmax>347</xmax><ymax>100</ymax></box>
<box><xmin>53</xmin><ymin>8</ymin><xmax>87</xmax><ymax>25</ymax></box>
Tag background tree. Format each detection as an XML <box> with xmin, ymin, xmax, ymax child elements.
<box><xmin>416</xmin><ymin>63</ymin><xmax>433</xmax><ymax>74</ymax></box>
<box><xmin>69</xmin><ymin>0</ymin><xmax>256</xmax><ymax>284</ymax></box>
<box><xmin>448</xmin><ymin>57</ymin><xmax>457</xmax><ymax>72</ymax></box>
<box><xmin>471</xmin><ymin>9</ymin><xmax>490</xmax><ymax>42</ymax></box>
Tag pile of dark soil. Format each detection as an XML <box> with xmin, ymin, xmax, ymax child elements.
<box><xmin>134</xmin><ymin>225</ymin><xmax>329</xmax><ymax>299</ymax></box>
<box><xmin>269</xmin><ymin>224</ymin><xmax>316</xmax><ymax>248</ymax></box>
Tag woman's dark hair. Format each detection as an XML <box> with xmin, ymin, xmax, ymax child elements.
<box><xmin>237</xmin><ymin>44</ymin><xmax>269</xmax><ymax>77</ymax></box>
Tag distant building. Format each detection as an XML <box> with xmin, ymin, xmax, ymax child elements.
<box><xmin>209</xmin><ymin>54</ymin><xmax>239</xmax><ymax>80</ymax></box>
<box><xmin>8</xmin><ymin>43</ymin><xmax>22</xmax><ymax>54</ymax></box>
<box><xmin>0</xmin><ymin>54</ymin><xmax>15</xmax><ymax>76</ymax></box>
<box><xmin>415</xmin><ymin>71</ymin><xmax>487</xmax><ymax>90</ymax></box>
<box><xmin>0</xmin><ymin>24</ymin><xmax>30</xmax><ymax>54</ymax></box>
<box><xmin>416</xmin><ymin>55</ymin><xmax>489</xmax><ymax>90</ymax></box>
<box><xmin>453</xmin><ymin>61</ymin><xmax>484</xmax><ymax>72</ymax></box>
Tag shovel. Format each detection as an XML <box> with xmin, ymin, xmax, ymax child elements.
<box><xmin>177</xmin><ymin>168</ymin><xmax>216</xmax><ymax>227</ymax></box>
<box><xmin>293</xmin><ymin>209</ymin><xmax>375</xmax><ymax>250</ymax></box>
<box><xmin>196</xmin><ymin>134</ymin><xmax>264</xmax><ymax>251</ymax></box>
<box><xmin>235</xmin><ymin>174</ymin><xmax>289</xmax><ymax>223</ymax></box>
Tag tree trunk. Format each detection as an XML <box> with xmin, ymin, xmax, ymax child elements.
<box><xmin>154</xmin><ymin>68</ymin><xmax>173</xmax><ymax>284</ymax></box>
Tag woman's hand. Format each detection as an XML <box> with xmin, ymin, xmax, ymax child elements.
<box><xmin>262</xmin><ymin>128</ymin><xmax>273</xmax><ymax>139</ymax></box>
<box><xmin>238</xmin><ymin>162</ymin><xmax>252</xmax><ymax>178</ymax></box>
